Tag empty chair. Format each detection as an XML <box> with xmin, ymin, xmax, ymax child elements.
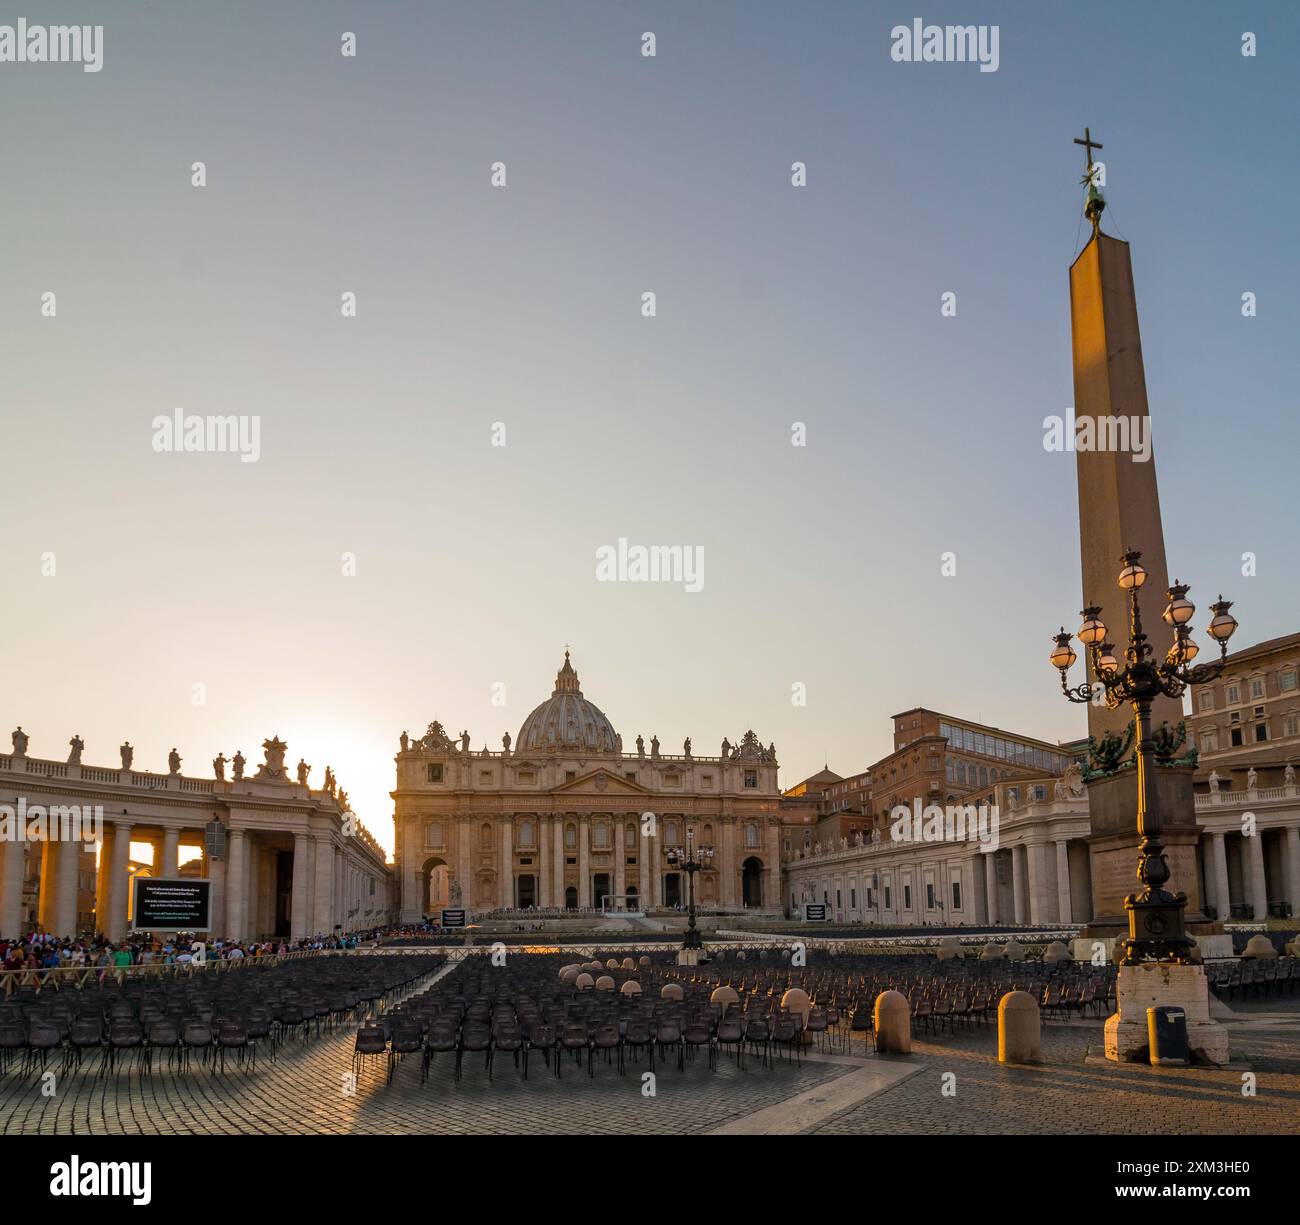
<box><xmin>387</xmin><ymin>1021</ymin><xmax>423</xmax><ymax>1084</ymax></box>
<box><xmin>143</xmin><ymin>1018</ymin><xmax>180</xmax><ymax>1076</ymax></box>
<box><xmin>104</xmin><ymin>1018</ymin><xmax>144</xmax><ymax>1076</ymax></box>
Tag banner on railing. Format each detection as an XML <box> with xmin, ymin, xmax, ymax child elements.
<box><xmin>131</xmin><ymin>877</ymin><xmax>211</xmax><ymax>931</ymax></box>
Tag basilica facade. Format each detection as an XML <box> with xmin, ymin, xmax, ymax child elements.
<box><xmin>392</xmin><ymin>653</ymin><xmax>784</xmax><ymax>921</ymax></box>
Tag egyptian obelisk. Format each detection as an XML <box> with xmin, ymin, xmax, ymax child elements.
<box><xmin>1068</xmin><ymin>131</ymin><xmax>1203</xmax><ymax>928</ymax></box>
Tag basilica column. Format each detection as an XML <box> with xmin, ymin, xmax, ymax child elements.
<box><xmin>500</xmin><ymin>818</ymin><xmax>514</xmax><ymax>909</ymax></box>
<box><xmin>106</xmin><ymin>822</ymin><xmax>133</xmax><ymax>942</ymax></box>
<box><xmin>291</xmin><ymin>831</ymin><xmax>311</xmax><ymax>939</ymax></box>
<box><xmin>765</xmin><ymin>821</ymin><xmax>780</xmax><ymax>910</ymax></box>
<box><xmin>314</xmin><ymin>833</ymin><xmax>335</xmax><ymax>933</ymax></box>
<box><xmin>1055</xmin><ymin>839</ymin><xmax>1073</xmax><ymax>925</ymax></box>
<box><xmin>538</xmin><ymin>815</ymin><xmax>551</xmax><ymax>908</ymax></box>
<box><xmin>458</xmin><ymin>818</ymin><xmax>472</xmax><ymax>910</ymax></box>
<box><xmin>1209</xmin><ymin>831</ymin><xmax>1231</xmax><ymax>920</ymax></box>
<box><xmin>613</xmin><ymin>816</ymin><xmax>626</xmax><ymax>904</ymax></box>
<box><xmin>638</xmin><ymin>819</ymin><xmax>651</xmax><ymax>909</ymax></box>
<box><xmin>161</xmin><ymin>827</ymin><xmax>181</xmax><ymax>879</ymax></box>
<box><xmin>578</xmin><ymin>815</ymin><xmax>591</xmax><ymax>908</ymax></box>
<box><xmin>225</xmin><ymin>828</ymin><xmax>246</xmax><ymax>940</ymax></box>
<box><xmin>721</xmin><ymin>819</ymin><xmax>737</xmax><ymax>908</ymax></box>
<box><xmin>1010</xmin><ymin>844</ymin><xmax>1026</xmax><ymax>925</ymax></box>
<box><xmin>553</xmin><ymin>816</ymin><xmax>565</xmax><ymax>907</ymax></box>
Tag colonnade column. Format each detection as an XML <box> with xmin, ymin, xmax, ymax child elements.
<box><xmin>0</xmin><ymin>833</ymin><xmax>26</xmax><ymax>936</ymax></box>
<box><xmin>1010</xmin><ymin>844</ymin><xmax>1026</xmax><ymax>925</ymax></box>
<box><xmin>161</xmin><ymin>827</ymin><xmax>180</xmax><ymax>879</ymax></box>
<box><xmin>1209</xmin><ymin>831</ymin><xmax>1231</xmax><ymax>920</ymax></box>
<box><xmin>1286</xmin><ymin>827</ymin><xmax>1300</xmax><ymax>921</ymax></box>
<box><xmin>313</xmin><ymin>834</ymin><xmax>334</xmax><ymax>934</ymax></box>
<box><xmin>106</xmin><ymin>822</ymin><xmax>133</xmax><ymax>942</ymax></box>
<box><xmin>290</xmin><ymin>831</ymin><xmax>311</xmax><ymax>939</ymax></box>
<box><xmin>225</xmin><ymin>828</ymin><xmax>246</xmax><ymax>940</ymax></box>
<box><xmin>1245</xmin><ymin>830</ymin><xmax>1269</xmax><ymax>921</ymax></box>
<box><xmin>1055</xmin><ymin>840</ymin><xmax>1073</xmax><ymax>925</ymax></box>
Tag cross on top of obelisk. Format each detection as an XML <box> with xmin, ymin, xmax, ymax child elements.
<box><xmin>1074</xmin><ymin>126</ymin><xmax>1106</xmax><ymax>234</ymax></box>
<box><xmin>1073</xmin><ymin>126</ymin><xmax>1103</xmax><ymax>171</ymax></box>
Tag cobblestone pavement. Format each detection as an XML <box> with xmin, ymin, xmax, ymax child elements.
<box><xmin>812</xmin><ymin>1002</ymin><xmax>1300</xmax><ymax>1135</ymax></box>
<box><xmin>4</xmin><ymin>979</ymin><xmax>1297</xmax><ymax>1135</ymax></box>
<box><xmin>0</xmin><ymin>1009</ymin><xmax>845</xmax><ymax>1136</ymax></box>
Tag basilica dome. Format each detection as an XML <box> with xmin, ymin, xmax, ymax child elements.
<box><xmin>517</xmin><ymin>652</ymin><xmax>619</xmax><ymax>754</ymax></box>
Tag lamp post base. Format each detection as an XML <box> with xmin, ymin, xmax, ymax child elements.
<box><xmin>1104</xmin><ymin>962</ymin><xmax>1230</xmax><ymax>1065</ymax></box>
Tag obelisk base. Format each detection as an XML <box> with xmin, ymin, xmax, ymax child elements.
<box><xmin>1104</xmin><ymin>962</ymin><xmax>1229</xmax><ymax>1066</ymax></box>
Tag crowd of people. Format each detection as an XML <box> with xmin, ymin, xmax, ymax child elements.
<box><xmin>0</xmin><ymin>928</ymin><xmax>382</xmax><ymax>980</ymax></box>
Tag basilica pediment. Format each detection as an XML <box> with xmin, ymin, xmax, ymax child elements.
<box><xmin>549</xmin><ymin>768</ymin><xmax>652</xmax><ymax>797</ymax></box>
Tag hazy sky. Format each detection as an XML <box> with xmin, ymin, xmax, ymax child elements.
<box><xmin>3</xmin><ymin>2</ymin><xmax>1297</xmax><ymax>857</ymax></box>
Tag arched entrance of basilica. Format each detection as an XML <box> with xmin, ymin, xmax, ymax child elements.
<box><xmin>742</xmin><ymin>857</ymin><xmax>764</xmax><ymax>908</ymax></box>
<box><xmin>421</xmin><ymin>857</ymin><xmax>450</xmax><ymax>916</ymax></box>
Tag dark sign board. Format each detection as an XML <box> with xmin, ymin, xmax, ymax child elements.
<box><xmin>804</xmin><ymin>903</ymin><xmax>829</xmax><ymax>922</ymax></box>
<box><xmin>132</xmin><ymin>877</ymin><xmax>211</xmax><ymax>932</ymax></box>
<box><xmin>440</xmin><ymin>908</ymin><xmax>467</xmax><ymax>929</ymax></box>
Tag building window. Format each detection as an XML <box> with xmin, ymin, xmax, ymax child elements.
<box><xmin>1231</xmin><ymin>728</ymin><xmax>1243</xmax><ymax>747</ymax></box>
<box><xmin>1226</xmin><ymin>684</ymin><xmax>1241</xmax><ymax>705</ymax></box>
<box><xmin>745</xmin><ymin>824</ymin><xmax>759</xmax><ymax>849</ymax></box>
<box><xmin>518</xmin><ymin>821</ymin><xmax>534</xmax><ymax>848</ymax></box>
<box><xmin>884</xmin><ymin>886</ymin><xmax>892</xmax><ymax>909</ymax></box>
<box><xmin>565</xmin><ymin>824</ymin><xmax>577</xmax><ymax>849</ymax></box>
<box><xmin>1198</xmin><ymin>692</ymin><xmax>1214</xmax><ymax>712</ymax></box>
<box><xmin>1255</xmin><ymin>723</ymin><xmax>1268</xmax><ymax>743</ymax></box>
<box><xmin>479</xmin><ymin>770</ymin><xmax>492</xmax><ymax>783</ymax></box>
<box><xmin>925</xmin><ymin>882</ymin><xmax>935</xmax><ymax>909</ymax></box>
<box><xmin>625</xmin><ymin>771</ymin><xmax>636</xmax><ymax>781</ymax></box>
<box><xmin>1200</xmin><ymin>729</ymin><xmax>1219</xmax><ymax>753</ymax></box>
<box><xmin>903</xmin><ymin>884</ymin><xmax>912</xmax><ymax>910</ymax></box>
<box><xmin>663</xmin><ymin>773</ymin><xmax>680</xmax><ymax>788</ymax></box>
<box><xmin>1280</xmin><ymin>670</ymin><xmax>1298</xmax><ymax>692</ymax></box>
<box><xmin>744</xmin><ymin>770</ymin><xmax>758</xmax><ymax>789</ymax></box>
<box><xmin>1283</xmin><ymin>713</ymin><xmax>1300</xmax><ymax>737</ymax></box>
<box><xmin>425</xmin><ymin>821</ymin><xmax>443</xmax><ymax>850</ymax></box>
<box><xmin>701</xmin><ymin>774</ymin><xmax>713</xmax><ymax>788</ymax></box>
<box><xmin>666</xmin><ymin>821</ymin><xmax>679</xmax><ymax>845</ymax></box>
<box><xmin>626</xmin><ymin>824</ymin><xmax>637</xmax><ymax>848</ymax></box>
<box><xmin>1251</xmin><ymin>678</ymin><xmax>1265</xmax><ymax>699</ymax></box>
<box><xmin>594</xmin><ymin>821</ymin><xmax>608</xmax><ymax>848</ymax></box>
<box><xmin>480</xmin><ymin>823</ymin><xmax>493</xmax><ymax>848</ymax></box>
<box><xmin>518</xmin><ymin>769</ymin><xmax>535</xmax><ymax>784</ymax></box>
<box><xmin>565</xmin><ymin>771</ymin><xmax>576</xmax><ymax>783</ymax></box>
<box><xmin>850</xmin><ymin>887</ymin><xmax>857</xmax><ymax>908</ymax></box>
<box><xmin>952</xmin><ymin>881</ymin><xmax>962</xmax><ymax>910</ymax></box>
<box><xmin>427</xmin><ymin>764</ymin><xmax>443</xmax><ymax>783</ymax></box>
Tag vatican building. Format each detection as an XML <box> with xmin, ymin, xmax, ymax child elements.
<box><xmin>393</xmin><ymin>652</ymin><xmax>784</xmax><ymax>921</ymax></box>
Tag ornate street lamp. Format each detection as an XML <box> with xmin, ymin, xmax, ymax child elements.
<box><xmin>1051</xmin><ymin>550</ymin><xmax>1238</xmax><ymax>963</ymax></box>
<box><xmin>665</xmin><ymin>826</ymin><xmax>714</xmax><ymax>951</ymax></box>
